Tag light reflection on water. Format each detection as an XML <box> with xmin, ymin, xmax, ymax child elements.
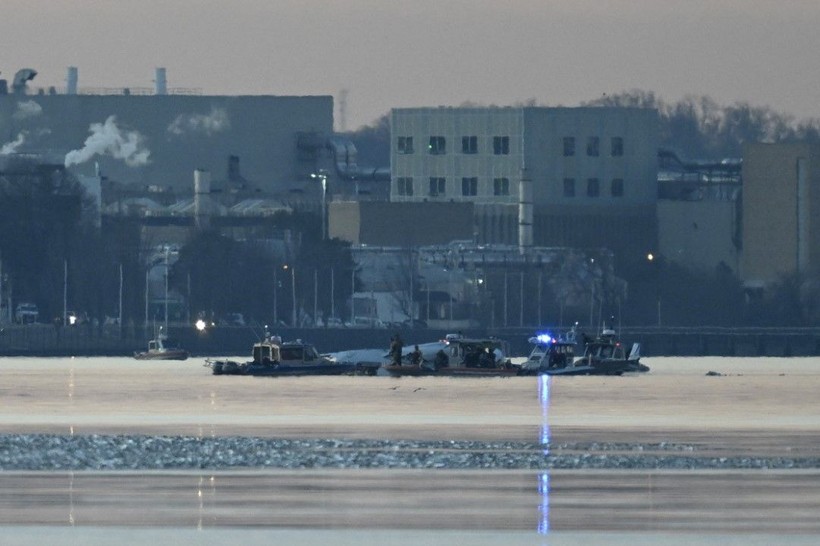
<box><xmin>537</xmin><ymin>375</ymin><xmax>552</xmax><ymax>535</ymax></box>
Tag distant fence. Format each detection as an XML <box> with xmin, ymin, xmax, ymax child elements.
<box><xmin>2</xmin><ymin>323</ymin><xmax>820</xmax><ymax>358</ymax></box>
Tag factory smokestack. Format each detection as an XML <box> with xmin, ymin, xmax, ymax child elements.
<box><xmin>66</xmin><ymin>67</ymin><xmax>78</xmax><ymax>95</ymax></box>
<box><xmin>518</xmin><ymin>168</ymin><xmax>533</xmax><ymax>254</ymax></box>
<box><xmin>194</xmin><ymin>169</ymin><xmax>212</xmax><ymax>229</ymax></box>
<box><xmin>155</xmin><ymin>68</ymin><xmax>167</xmax><ymax>95</ymax></box>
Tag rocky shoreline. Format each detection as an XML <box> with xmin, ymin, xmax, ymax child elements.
<box><xmin>2</xmin><ymin>434</ymin><xmax>818</xmax><ymax>471</ymax></box>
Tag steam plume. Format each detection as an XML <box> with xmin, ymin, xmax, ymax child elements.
<box><xmin>12</xmin><ymin>100</ymin><xmax>43</xmax><ymax>121</ymax></box>
<box><xmin>0</xmin><ymin>132</ymin><xmax>26</xmax><ymax>155</ymax></box>
<box><xmin>168</xmin><ymin>106</ymin><xmax>230</xmax><ymax>136</ymax></box>
<box><xmin>65</xmin><ymin>116</ymin><xmax>150</xmax><ymax>167</ymax></box>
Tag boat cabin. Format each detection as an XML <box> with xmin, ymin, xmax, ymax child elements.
<box><xmin>582</xmin><ymin>340</ymin><xmax>626</xmax><ymax>360</ymax></box>
<box><xmin>444</xmin><ymin>334</ymin><xmax>507</xmax><ymax>368</ymax></box>
<box><xmin>252</xmin><ymin>336</ymin><xmax>282</xmax><ymax>365</ymax></box>
<box><xmin>279</xmin><ymin>342</ymin><xmax>322</xmax><ymax>363</ymax></box>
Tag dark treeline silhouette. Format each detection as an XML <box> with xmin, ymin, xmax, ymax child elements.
<box><xmin>0</xmin><ymin>159</ymin><xmax>136</xmax><ymax>325</ymax></box>
<box><xmin>171</xmin><ymin>214</ymin><xmax>356</xmax><ymax>328</ymax></box>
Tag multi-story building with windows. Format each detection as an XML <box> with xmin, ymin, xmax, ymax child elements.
<box><xmin>390</xmin><ymin>106</ymin><xmax>659</xmax><ymax>270</ymax></box>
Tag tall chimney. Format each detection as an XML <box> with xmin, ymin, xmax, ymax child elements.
<box><xmin>154</xmin><ymin>67</ymin><xmax>167</xmax><ymax>95</ymax></box>
<box><xmin>194</xmin><ymin>169</ymin><xmax>212</xmax><ymax>229</ymax></box>
<box><xmin>518</xmin><ymin>168</ymin><xmax>533</xmax><ymax>254</ymax></box>
<box><xmin>66</xmin><ymin>66</ymin><xmax>78</xmax><ymax>94</ymax></box>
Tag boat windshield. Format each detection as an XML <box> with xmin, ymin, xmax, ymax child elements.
<box><xmin>280</xmin><ymin>346</ymin><xmax>304</xmax><ymax>361</ymax></box>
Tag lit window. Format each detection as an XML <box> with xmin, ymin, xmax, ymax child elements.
<box><xmin>461</xmin><ymin>177</ymin><xmax>478</xmax><ymax>196</ymax></box>
<box><xmin>493</xmin><ymin>136</ymin><xmax>510</xmax><ymax>155</ymax></box>
<box><xmin>611</xmin><ymin>178</ymin><xmax>624</xmax><ymax>197</ymax></box>
<box><xmin>397</xmin><ymin>136</ymin><xmax>414</xmax><ymax>154</ymax></box>
<box><xmin>397</xmin><ymin>177</ymin><xmax>414</xmax><ymax>196</ymax></box>
<box><xmin>587</xmin><ymin>137</ymin><xmax>599</xmax><ymax>157</ymax></box>
<box><xmin>563</xmin><ymin>178</ymin><xmax>575</xmax><ymax>197</ymax></box>
<box><xmin>462</xmin><ymin>136</ymin><xmax>478</xmax><ymax>154</ymax></box>
<box><xmin>611</xmin><ymin>137</ymin><xmax>623</xmax><ymax>157</ymax></box>
<box><xmin>493</xmin><ymin>177</ymin><xmax>510</xmax><ymax>196</ymax></box>
<box><xmin>563</xmin><ymin>137</ymin><xmax>575</xmax><ymax>157</ymax></box>
<box><xmin>587</xmin><ymin>178</ymin><xmax>600</xmax><ymax>197</ymax></box>
<box><xmin>429</xmin><ymin>177</ymin><xmax>446</xmax><ymax>197</ymax></box>
<box><xmin>429</xmin><ymin>136</ymin><xmax>446</xmax><ymax>155</ymax></box>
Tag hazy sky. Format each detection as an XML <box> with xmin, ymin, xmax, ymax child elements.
<box><xmin>2</xmin><ymin>0</ymin><xmax>819</xmax><ymax>130</ymax></box>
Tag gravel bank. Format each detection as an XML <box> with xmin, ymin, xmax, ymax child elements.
<box><xmin>2</xmin><ymin>434</ymin><xmax>819</xmax><ymax>471</ymax></box>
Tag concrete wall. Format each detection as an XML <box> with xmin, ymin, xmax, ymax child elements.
<box><xmin>0</xmin><ymin>94</ymin><xmax>333</xmax><ymax>192</ymax></box>
<box><xmin>658</xmin><ymin>200</ymin><xmax>739</xmax><ymax>273</ymax></box>
<box><xmin>329</xmin><ymin>201</ymin><xmax>474</xmax><ymax>246</ymax></box>
<box><xmin>523</xmin><ymin>107</ymin><xmax>659</xmax><ymax>206</ymax></box>
<box><xmin>741</xmin><ymin>142</ymin><xmax>820</xmax><ymax>285</ymax></box>
<box><xmin>390</xmin><ymin>107</ymin><xmax>524</xmax><ymax>205</ymax></box>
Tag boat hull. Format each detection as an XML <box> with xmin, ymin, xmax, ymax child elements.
<box><xmin>382</xmin><ymin>364</ymin><xmax>519</xmax><ymax>378</ymax></box>
<box><xmin>211</xmin><ymin>360</ymin><xmax>355</xmax><ymax>376</ymax></box>
<box><xmin>134</xmin><ymin>350</ymin><xmax>189</xmax><ymax>361</ymax></box>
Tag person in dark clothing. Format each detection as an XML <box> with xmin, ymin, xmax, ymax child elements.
<box><xmin>390</xmin><ymin>334</ymin><xmax>404</xmax><ymax>366</ymax></box>
<box><xmin>434</xmin><ymin>349</ymin><xmax>449</xmax><ymax>370</ymax></box>
<box><xmin>409</xmin><ymin>345</ymin><xmax>423</xmax><ymax>367</ymax></box>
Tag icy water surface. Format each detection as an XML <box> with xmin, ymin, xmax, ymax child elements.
<box><xmin>1</xmin><ymin>356</ymin><xmax>820</xmax><ymax>544</ymax></box>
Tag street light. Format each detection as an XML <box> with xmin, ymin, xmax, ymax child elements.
<box><xmin>310</xmin><ymin>170</ymin><xmax>328</xmax><ymax>240</ymax></box>
<box><xmin>647</xmin><ymin>252</ymin><xmax>660</xmax><ymax>326</ymax></box>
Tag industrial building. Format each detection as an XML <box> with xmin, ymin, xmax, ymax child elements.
<box><xmin>0</xmin><ymin>67</ymin><xmax>334</xmax><ymax>196</ymax></box>
<box><xmin>388</xmin><ymin>106</ymin><xmax>659</xmax><ymax>269</ymax></box>
<box><xmin>741</xmin><ymin>142</ymin><xmax>820</xmax><ymax>288</ymax></box>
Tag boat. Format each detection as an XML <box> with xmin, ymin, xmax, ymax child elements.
<box><xmin>518</xmin><ymin>322</ymin><xmax>648</xmax><ymax>376</ymax></box>
<box><xmin>210</xmin><ymin>331</ymin><xmax>355</xmax><ymax>376</ymax></box>
<box><xmin>517</xmin><ymin>330</ymin><xmax>577</xmax><ymax>375</ymax></box>
<box><xmin>134</xmin><ymin>328</ymin><xmax>189</xmax><ymax>360</ymax></box>
<box><xmin>381</xmin><ymin>333</ymin><xmax>518</xmax><ymax>377</ymax></box>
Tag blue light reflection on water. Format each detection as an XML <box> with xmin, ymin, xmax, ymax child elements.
<box><xmin>537</xmin><ymin>374</ymin><xmax>552</xmax><ymax>535</ymax></box>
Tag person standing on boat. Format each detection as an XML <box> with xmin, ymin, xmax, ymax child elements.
<box><xmin>434</xmin><ymin>349</ymin><xmax>449</xmax><ymax>370</ymax></box>
<box><xmin>390</xmin><ymin>334</ymin><xmax>404</xmax><ymax>366</ymax></box>
<box><xmin>409</xmin><ymin>345</ymin><xmax>423</xmax><ymax>367</ymax></box>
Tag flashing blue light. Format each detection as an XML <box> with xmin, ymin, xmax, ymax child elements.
<box><xmin>536</xmin><ymin>333</ymin><xmax>553</xmax><ymax>345</ymax></box>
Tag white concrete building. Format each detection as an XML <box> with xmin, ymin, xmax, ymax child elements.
<box><xmin>389</xmin><ymin>107</ymin><xmax>659</xmax><ymax>268</ymax></box>
<box><xmin>390</xmin><ymin>106</ymin><xmax>658</xmax><ymax>207</ymax></box>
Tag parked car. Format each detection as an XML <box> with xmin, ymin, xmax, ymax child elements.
<box><xmin>66</xmin><ymin>311</ymin><xmax>89</xmax><ymax>326</ymax></box>
<box><xmin>15</xmin><ymin>303</ymin><xmax>39</xmax><ymax>324</ymax></box>
<box><xmin>325</xmin><ymin>316</ymin><xmax>344</xmax><ymax>328</ymax></box>
<box><xmin>347</xmin><ymin>317</ymin><xmax>386</xmax><ymax>328</ymax></box>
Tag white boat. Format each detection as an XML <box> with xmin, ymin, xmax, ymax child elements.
<box><xmin>134</xmin><ymin>329</ymin><xmax>189</xmax><ymax>361</ymax></box>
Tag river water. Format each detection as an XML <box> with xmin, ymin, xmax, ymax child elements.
<box><xmin>1</xmin><ymin>355</ymin><xmax>819</xmax><ymax>544</ymax></box>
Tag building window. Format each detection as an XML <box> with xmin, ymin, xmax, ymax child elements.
<box><xmin>563</xmin><ymin>178</ymin><xmax>575</xmax><ymax>197</ymax></box>
<box><xmin>461</xmin><ymin>177</ymin><xmax>478</xmax><ymax>196</ymax></box>
<box><xmin>429</xmin><ymin>136</ymin><xmax>446</xmax><ymax>155</ymax></box>
<box><xmin>462</xmin><ymin>136</ymin><xmax>478</xmax><ymax>154</ymax></box>
<box><xmin>397</xmin><ymin>177</ymin><xmax>413</xmax><ymax>196</ymax></box>
<box><xmin>429</xmin><ymin>177</ymin><xmax>446</xmax><ymax>197</ymax></box>
<box><xmin>493</xmin><ymin>177</ymin><xmax>510</xmax><ymax>196</ymax></box>
<box><xmin>587</xmin><ymin>137</ymin><xmax>599</xmax><ymax>157</ymax></box>
<box><xmin>493</xmin><ymin>136</ymin><xmax>510</xmax><ymax>155</ymax></box>
<box><xmin>563</xmin><ymin>137</ymin><xmax>575</xmax><ymax>156</ymax></box>
<box><xmin>611</xmin><ymin>137</ymin><xmax>623</xmax><ymax>157</ymax></box>
<box><xmin>587</xmin><ymin>178</ymin><xmax>600</xmax><ymax>197</ymax></box>
<box><xmin>397</xmin><ymin>136</ymin><xmax>414</xmax><ymax>154</ymax></box>
<box><xmin>611</xmin><ymin>178</ymin><xmax>624</xmax><ymax>197</ymax></box>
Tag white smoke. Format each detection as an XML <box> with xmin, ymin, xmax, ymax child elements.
<box><xmin>12</xmin><ymin>100</ymin><xmax>43</xmax><ymax>121</ymax></box>
<box><xmin>64</xmin><ymin>116</ymin><xmax>151</xmax><ymax>168</ymax></box>
<box><xmin>0</xmin><ymin>132</ymin><xmax>26</xmax><ymax>155</ymax></box>
<box><xmin>167</xmin><ymin>106</ymin><xmax>230</xmax><ymax>136</ymax></box>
